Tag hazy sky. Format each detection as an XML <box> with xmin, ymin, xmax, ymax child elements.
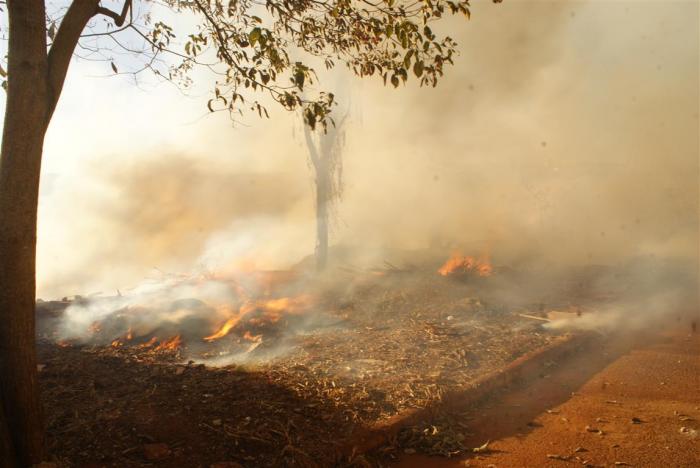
<box><xmin>0</xmin><ymin>1</ymin><xmax>697</xmax><ymax>298</ymax></box>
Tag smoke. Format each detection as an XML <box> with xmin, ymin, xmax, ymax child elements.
<box><xmin>545</xmin><ymin>256</ymin><xmax>699</xmax><ymax>332</ymax></box>
<box><xmin>38</xmin><ymin>154</ymin><xmax>313</xmax><ymax>297</ymax></box>
<box><xmin>36</xmin><ymin>0</ymin><xmax>698</xmax><ymax>331</ymax></box>
<box><xmin>339</xmin><ymin>0</ymin><xmax>698</xmax><ymax>268</ymax></box>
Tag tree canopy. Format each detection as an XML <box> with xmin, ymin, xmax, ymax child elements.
<box><xmin>3</xmin><ymin>0</ymin><xmax>497</xmax><ymax>129</ymax></box>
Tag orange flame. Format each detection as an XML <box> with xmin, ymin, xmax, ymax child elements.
<box><xmin>204</xmin><ymin>314</ymin><xmax>243</xmax><ymax>342</ymax></box>
<box><xmin>243</xmin><ymin>330</ymin><xmax>262</xmax><ymax>342</ymax></box>
<box><xmin>137</xmin><ymin>336</ymin><xmax>158</xmax><ymax>348</ymax></box>
<box><xmin>111</xmin><ymin>327</ymin><xmax>134</xmax><ymax>347</ymax></box>
<box><xmin>204</xmin><ymin>294</ymin><xmax>313</xmax><ymax>342</ymax></box>
<box><xmin>154</xmin><ymin>335</ymin><xmax>182</xmax><ymax>351</ymax></box>
<box><xmin>438</xmin><ymin>252</ymin><xmax>493</xmax><ymax>277</ymax></box>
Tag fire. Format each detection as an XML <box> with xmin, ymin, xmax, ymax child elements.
<box><xmin>154</xmin><ymin>335</ymin><xmax>182</xmax><ymax>351</ymax></box>
<box><xmin>137</xmin><ymin>336</ymin><xmax>158</xmax><ymax>348</ymax></box>
<box><xmin>111</xmin><ymin>328</ymin><xmax>134</xmax><ymax>347</ymax></box>
<box><xmin>204</xmin><ymin>314</ymin><xmax>243</xmax><ymax>342</ymax></box>
<box><xmin>438</xmin><ymin>252</ymin><xmax>493</xmax><ymax>277</ymax></box>
<box><xmin>204</xmin><ymin>294</ymin><xmax>313</xmax><ymax>342</ymax></box>
<box><xmin>243</xmin><ymin>330</ymin><xmax>262</xmax><ymax>341</ymax></box>
<box><xmin>243</xmin><ymin>331</ymin><xmax>263</xmax><ymax>353</ymax></box>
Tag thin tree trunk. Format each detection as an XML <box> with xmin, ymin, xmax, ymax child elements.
<box><xmin>0</xmin><ymin>1</ymin><xmax>50</xmax><ymax>465</ymax></box>
<box><xmin>315</xmin><ymin>163</ymin><xmax>330</xmax><ymax>272</ymax></box>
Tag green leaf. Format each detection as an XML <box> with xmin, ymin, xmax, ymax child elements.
<box><xmin>413</xmin><ymin>60</ymin><xmax>424</xmax><ymax>77</ymax></box>
<box><xmin>249</xmin><ymin>28</ymin><xmax>261</xmax><ymax>46</ymax></box>
<box><xmin>294</xmin><ymin>70</ymin><xmax>305</xmax><ymax>89</ymax></box>
<box><xmin>403</xmin><ymin>49</ymin><xmax>413</xmax><ymax>68</ymax></box>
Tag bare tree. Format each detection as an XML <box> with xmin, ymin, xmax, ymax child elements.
<box><xmin>0</xmin><ymin>0</ymin><xmax>495</xmax><ymax>464</ymax></box>
<box><xmin>304</xmin><ymin>112</ymin><xmax>347</xmax><ymax>271</ymax></box>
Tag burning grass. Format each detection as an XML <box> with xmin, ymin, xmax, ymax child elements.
<box><xmin>35</xmin><ymin>260</ymin><xmax>622</xmax><ymax>466</ymax></box>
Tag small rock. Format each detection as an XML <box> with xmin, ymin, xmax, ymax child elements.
<box><xmin>403</xmin><ymin>448</ymin><xmax>416</xmax><ymax>454</ymax></box>
<box><xmin>631</xmin><ymin>417</ymin><xmax>643</xmax><ymax>424</ymax></box>
<box><xmin>212</xmin><ymin>419</ymin><xmax>222</xmax><ymax>426</ymax></box>
<box><xmin>143</xmin><ymin>443</ymin><xmax>171</xmax><ymax>460</ymax></box>
<box><xmin>210</xmin><ymin>463</ymin><xmax>243</xmax><ymax>468</ymax></box>
<box><xmin>174</xmin><ymin>366</ymin><xmax>186</xmax><ymax>375</ymax></box>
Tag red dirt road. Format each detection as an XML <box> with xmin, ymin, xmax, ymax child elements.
<box><xmin>394</xmin><ymin>326</ymin><xmax>700</xmax><ymax>467</ymax></box>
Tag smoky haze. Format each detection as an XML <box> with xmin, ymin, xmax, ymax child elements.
<box><xmin>37</xmin><ymin>0</ymin><xmax>698</xmax><ymax>301</ymax></box>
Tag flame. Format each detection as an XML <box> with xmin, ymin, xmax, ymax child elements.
<box><xmin>438</xmin><ymin>252</ymin><xmax>493</xmax><ymax>277</ymax></box>
<box><xmin>204</xmin><ymin>314</ymin><xmax>243</xmax><ymax>342</ymax></box>
<box><xmin>137</xmin><ymin>336</ymin><xmax>158</xmax><ymax>348</ymax></box>
<box><xmin>154</xmin><ymin>335</ymin><xmax>182</xmax><ymax>351</ymax></box>
<box><xmin>242</xmin><ymin>331</ymin><xmax>263</xmax><ymax>353</ymax></box>
<box><xmin>243</xmin><ymin>330</ymin><xmax>262</xmax><ymax>342</ymax></box>
<box><xmin>111</xmin><ymin>327</ymin><xmax>134</xmax><ymax>347</ymax></box>
<box><xmin>204</xmin><ymin>294</ymin><xmax>313</xmax><ymax>342</ymax></box>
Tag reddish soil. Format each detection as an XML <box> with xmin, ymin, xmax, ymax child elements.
<box><xmin>393</xmin><ymin>325</ymin><xmax>700</xmax><ymax>467</ymax></box>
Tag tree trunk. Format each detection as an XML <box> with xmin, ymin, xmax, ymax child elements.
<box><xmin>315</xmin><ymin>162</ymin><xmax>330</xmax><ymax>272</ymax></box>
<box><xmin>0</xmin><ymin>389</ymin><xmax>18</xmax><ymax>467</ymax></box>
<box><xmin>0</xmin><ymin>1</ymin><xmax>50</xmax><ymax>465</ymax></box>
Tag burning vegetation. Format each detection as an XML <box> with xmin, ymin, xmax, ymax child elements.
<box><xmin>34</xmin><ymin>250</ymin><xmax>698</xmax><ymax>466</ymax></box>
<box><xmin>6</xmin><ymin>1</ymin><xmax>693</xmax><ymax>466</ymax></box>
<box><xmin>437</xmin><ymin>253</ymin><xmax>493</xmax><ymax>277</ymax></box>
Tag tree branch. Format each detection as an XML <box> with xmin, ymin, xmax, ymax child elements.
<box><xmin>95</xmin><ymin>0</ymin><xmax>132</xmax><ymax>27</ymax></box>
<box><xmin>46</xmin><ymin>0</ymin><xmax>102</xmax><ymax>123</ymax></box>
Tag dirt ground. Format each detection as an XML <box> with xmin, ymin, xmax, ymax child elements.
<box><xmin>36</xmin><ymin>271</ymin><xmax>561</xmax><ymax>467</ymax></box>
<box><xmin>393</xmin><ymin>325</ymin><xmax>700</xmax><ymax>468</ymax></box>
